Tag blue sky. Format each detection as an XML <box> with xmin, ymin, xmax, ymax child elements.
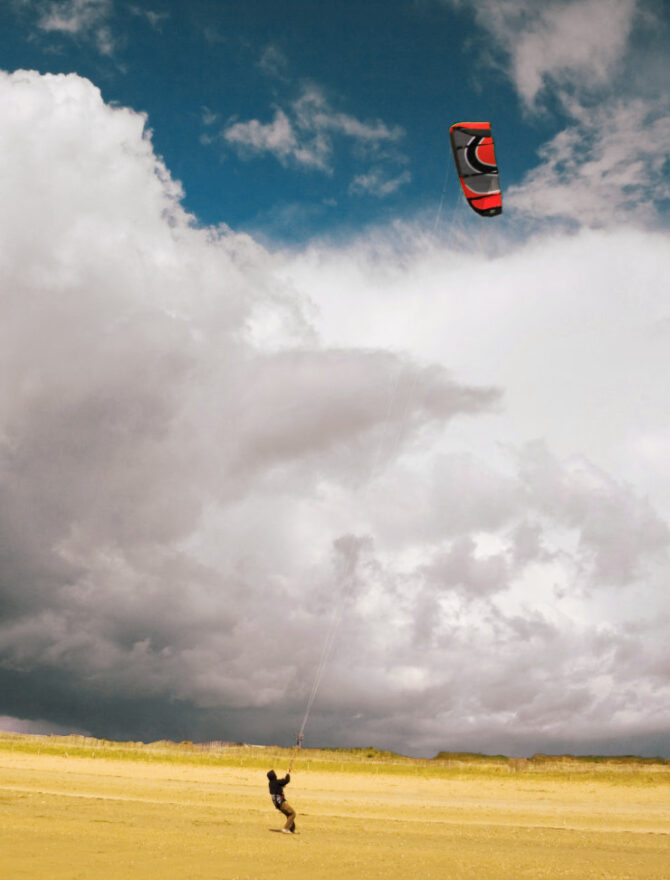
<box><xmin>1</xmin><ymin>0</ymin><xmax>551</xmax><ymax>240</ymax></box>
<box><xmin>1</xmin><ymin>1</ymin><xmax>670</xmax><ymax>757</ymax></box>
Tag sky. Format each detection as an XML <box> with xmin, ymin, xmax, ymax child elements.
<box><xmin>0</xmin><ymin>0</ymin><xmax>669</xmax><ymax>758</ymax></box>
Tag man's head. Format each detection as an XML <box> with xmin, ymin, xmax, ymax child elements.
<box><xmin>267</xmin><ymin>769</ymin><xmax>276</xmax><ymax>780</ymax></box>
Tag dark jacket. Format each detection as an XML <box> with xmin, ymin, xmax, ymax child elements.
<box><xmin>267</xmin><ymin>770</ymin><xmax>290</xmax><ymax>809</ymax></box>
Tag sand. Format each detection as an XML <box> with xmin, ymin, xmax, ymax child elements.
<box><xmin>1</xmin><ymin>748</ymin><xmax>668</xmax><ymax>879</ymax></box>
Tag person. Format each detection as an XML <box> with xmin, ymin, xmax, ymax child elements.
<box><xmin>267</xmin><ymin>769</ymin><xmax>296</xmax><ymax>833</ymax></box>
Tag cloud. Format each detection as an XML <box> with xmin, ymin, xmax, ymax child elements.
<box><xmin>225</xmin><ymin>108</ymin><xmax>312</xmax><ymax>167</ymax></box>
<box><xmin>518</xmin><ymin>442</ymin><xmax>669</xmax><ymax>586</ymax></box>
<box><xmin>128</xmin><ymin>5</ymin><xmax>169</xmax><ymax>31</ymax></box>
<box><xmin>0</xmin><ymin>68</ymin><xmax>669</xmax><ymax>756</ymax></box>
<box><xmin>274</xmin><ymin>218</ymin><xmax>670</xmax><ymax>755</ymax></box>
<box><xmin>442</xmin><ymin>0</ymin><xmax>670</xmax><ymax>226</ymax></box>
<box><xmin>36</xmin><ymin>0</ymin><xmax>116</xmax><ymax>55</ymax></box>
<box><xmin>0</xmin><ymin>715</ymin><xmax>90</xmax><ymax>736</ymax></box>
<box><xmin>349</xmin><ymin>168</ymin><xmax>412</xmax><ymax>199</ymax></box>
<box><xmin>258</xmin><ymin>44</ymin><xmax>289</xmax><ymax>80</ymax></box>
<box><xmin>507</xmin><ymin>98</ymin><xmax>670</xmax><ymax>225</ymax></box>
<box><xmin>222</xmin><ymin>84</ymin><xmax>406</xmax><ymax>176</ymax></box>
<box><xmin>0</xmin><ymin>68</ymin><xmax>510</xmax><ymax>752</ymax></box>
<box><xmin>509</xmin><ymin>0</ymin><xmax>636</xmax><ymax>107</ymax></box>
<box><xmin>499</xmin><ymin>0</ymin><xmax>637</xmax><ymax>109</ymax></box>
<box><xmin>444</xmin><ymin>0</ymin><xmax>639</xmax><ymax>108</ymax></box>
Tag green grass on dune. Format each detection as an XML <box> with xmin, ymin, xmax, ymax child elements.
<box><xmin>1</xmin><ymin>730</ymin><xmax>668</xmax><ymax>784</ymax></box>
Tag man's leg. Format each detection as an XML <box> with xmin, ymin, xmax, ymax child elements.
<box><xmin>280</xmin><ymin>801</ymin><xmax>296</xmax><ymax>831</ymax></box>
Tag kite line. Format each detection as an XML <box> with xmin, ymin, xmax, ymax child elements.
<box><xmin>286</xmin><ymin>375</ymin><xmax>401</xmax><ymax>771</ymax></box>
<box><xmin>286</xmin><ymin>120</ymin><xmax>503</xmax><ymax>770</ymax></box>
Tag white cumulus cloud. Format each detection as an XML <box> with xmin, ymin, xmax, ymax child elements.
<box><xmin>222</xmin><ymin>84</ymin><xmax>406</xmax><ymax>180</ymax></box>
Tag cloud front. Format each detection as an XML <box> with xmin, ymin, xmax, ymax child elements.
<box><xmin>0</xmin><ymin>69</ymin><xmax>511</xmax><ymax>753</ymax></box>
<box><xmin>1</xmin><ymin>36</ymin><xmax>669</xmax><ymax>756</ymax></box>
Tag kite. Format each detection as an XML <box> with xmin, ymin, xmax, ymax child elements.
<box><xmin>449</xmin><ymin>122</ymin><xmax>502</xmax><ymax>216</ymax></box>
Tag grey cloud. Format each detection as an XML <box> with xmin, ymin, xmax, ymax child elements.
<box><xmin>519</xmin><ymin>441</ymin><xmax>669</xmax><ymax>585</ymax></box>
<box><xmin>1</xmin><ymin>69</ymin><xmax>668</xmax><ymax>758</ymax></box>
<box><xmin>303</xmin><ymin>438</ymin><xmax>670</xmax><ymax>754</ymax></box>
<box><xmin>422</xmin><ymin>536</ymin><xmax>509</xmax><ymax>599</ymax></box>
<box><xmin>429</xmin><ymin>453</ymin><xmax>518</xmax><ymax>535</ymax></box>
<box><xmin>230</xmin><ymin>350</ymin><xmax>498</xmax><ymax>475</ymax></box>
<box><xmin>0</xmin><ymin>69</ymin><xmax>501</xmax><ymax>747</ymax></box>
<box><xmin>510</xmin><ymin>520</ymin><xmax>548</xmax><ymax>566</ymax></box>
<box><xmin>0</xmin><ymin>714</ymin><xmax>90</xmax><ymax>736</ymax></box>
